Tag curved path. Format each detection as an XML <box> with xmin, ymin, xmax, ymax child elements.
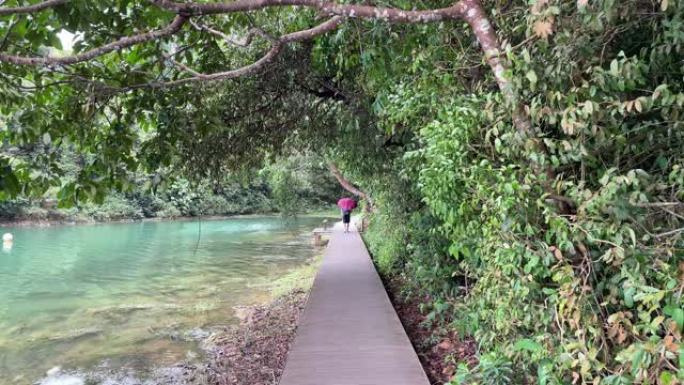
<box><xmin>279</xmin><ymin>223</ymin><xmax>430</xmax><ymax>385</ymax></box>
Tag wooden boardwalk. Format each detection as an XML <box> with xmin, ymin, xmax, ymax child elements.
<box><xmin>279</xmin><ymin>223</ymin><xmax>430</xmax><ymax>385</ymax></box>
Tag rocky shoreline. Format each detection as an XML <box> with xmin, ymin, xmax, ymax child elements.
<box><xmin>38</xmin><ymin>290</ymin><xmax>309</xmax><ymax>385</ymax></box>
<box><xmin>179</xmin><ymin>290</ymin><xmax>308</xmax><ymax>385</ymax></box>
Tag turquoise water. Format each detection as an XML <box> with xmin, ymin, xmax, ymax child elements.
<box><xmin>0</xmin><ymin>216</ymin><xmax>328</xmax><ymax>384</ymax></box>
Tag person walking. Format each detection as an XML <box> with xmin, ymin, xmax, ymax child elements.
<box><xmin>337</xmin><ymin>197</ymin><xmax>357</xmax><ymax>233</ymax></box>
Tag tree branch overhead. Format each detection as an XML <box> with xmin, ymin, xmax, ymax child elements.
<box><xmin>0</xmin><ymin>0</ymin><xmax>533</xmax><ymax>138</ymax></box>
<box><xmin>0</xmin><ymin>0</ymin><xmax>66</xmax><ymax>16</ymax></box>
<box><xmin>0</xmin><ymin>15</ymin><xmax>188</xmax><ymax>66</ymax></box>
<box><xmin>0</xmin><ymin>0</ymin><xmax>468</xmax><ymax>70</ymax></box>
<box><xmin>149</xmin><ymin>0</ymin><xmax>465</xmax><ymax>22</ymax></box>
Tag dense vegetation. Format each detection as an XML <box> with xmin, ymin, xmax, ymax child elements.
<box><xmin>352</xmin><ymin>2</ymin><xmax>684</xmax><ymax>383</ymax></box>
<box><xmin>1</xmin><ymin>0</ymin><xmax>682</xmax><ymax>383</ymax></box>
<box><xmin>0</xmin><ymin>152</ymin><xmax>342</xmax><ymax>222</ymax></box>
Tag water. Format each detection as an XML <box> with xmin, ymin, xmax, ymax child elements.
<box><xmin>0</xmin><ymin>216</ymin><xmax>329</xmax><ymax>384</ymax></box>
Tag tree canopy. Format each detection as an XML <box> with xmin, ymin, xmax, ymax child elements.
<box><xmin>1</xmin><ymin>0</ymin><xmax>683</xmax><ymax>383</ymax></box>
<box><xmin>0</xmin><ymin>0</ymin><xmax>533</xmax><ymax>201</ymax></box>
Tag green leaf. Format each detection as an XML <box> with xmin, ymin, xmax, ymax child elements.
<box><xmin>659</xmin><ymin>371</ymin><xmax>674</xmax><ymax>385</ymax></box>
<box><xmin>610</xmin><ymin>59</ymin><xmax>619</xmax><ymax>76</ymax></box>
<box><xmin>631</xmin><ymin>348</ymin><xmax>644</xmax><ymax>374</ymax></box>
<box><xmin>514</xmin><ymin>338</ymin><xmax>543</xmax><ymax>353</ymax></box>
<box><xmin>524</xmin><ymin>255</ymin><xmax>539</xmax><ymax>273</ymax></box>
<box><xmin>626</xmin><ymin>228</ymin><xmax>636</xmax><ymax>246</ymax></box>
<box><xmin>671</xmin><ymin>308</ymin><xmax>684</xmax><ymax>331</ymax></box>
<box><xmin>624</xmin><ymin>287</ymin><xmax>635</xmax><ymax>308</ymax></box>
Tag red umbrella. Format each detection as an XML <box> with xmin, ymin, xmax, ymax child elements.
<box><xmin>337</xmin><ymin>197</ymin><xmax>357</xmax><ymax>211</ymax></box>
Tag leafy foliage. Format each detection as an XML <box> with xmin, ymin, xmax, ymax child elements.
<box><xmin>0</xmin><ymin>154</ymin><xmax>340</xmax><ymax>222</ymax></box>
<box><xmin>263</xmin><ymin>154</ymin><xmax>344</xmax><ymax>216</ymax></box>
<box><xmin>0</xmin><ymin>2</ymin><xmax>338</xmax><ymax>203</ymax></box>
<box><xmin>340</xmin><ymin>0</ymin><xmax>684</xmax><ymax>383</ymax></box>
<box><xmin>1</xmin><ymin>0</ymin><xmax>683</xmax><ymax>383</ymax></box>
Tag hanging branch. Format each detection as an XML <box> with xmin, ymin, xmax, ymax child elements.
<box><xmin>0</xmin><ymin>15</ymin><xmax>188</xmax><ymax>65</ymax></box>
<box><xmin>148</xmin><ymin>16</ymin><xmax>344</xmax><ymax>87</ymax></box>
<box><xmin>329</xmin><ymin>163</ymin><xmax>374</xmax><ymax>212</ymax></box>
<box><xmin>0</xmin><ymin>0</ymin><xmax>555</xmax><ymax>174</ymax></box>
<box><xmin>0</xmin><ymin>0</ymin><xmax>533</xmax><ymax>132</ymax></box>
<box><xmin>0</xmin><ymin>0</ymin><xmax>66</xmax><ymax>16</ymax></box>
<box><xmin>0</xmin><ymin>0</ymin><xmax>578</xmax><ymax>213</ymax></box>
<box><xmin>149</xmin><ymin>0</ymin><xmax>465</xmax><ymax>22</ymax></box>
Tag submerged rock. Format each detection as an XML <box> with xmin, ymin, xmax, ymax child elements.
<box><xmin>46</xmin><ymin>366</ymin><xmax>62</xmax><ymax>376</ymax></box>
<box><xmin>185</xmin><ymin>327</ymin><xmax>210</xmax><ymax>341</ymax></box>
<box><xmin>233</xmin><ymin>305</ymin><xmax>255</xmax><ymax>322</ymax></box>
<box><xmin>46</xmin><ymin>327</ymin><xmax>102</xmax><ymax>341</ymax></box>
<box><xmin>98</xmin><ymin>374</ymin><xmax>142</xmax><ymax>385</ymax></box>
<box><xmin>35</xmin><ymin>291</ymin><xmax>309</xmax><ymax>385</ymax></box>
<box><xmin>87</xmin><ymin>304</ymin><xmax>156</xmax><ymax>317</ymax></box>
<box><xmin>40</xmin><ymin>374</ymin><xmax>85</xmax><ymax>385</ymax></box>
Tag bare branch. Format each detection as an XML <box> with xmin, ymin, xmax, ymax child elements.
<box><xmin>653</xmin><ymin>227</ymin><xmax>684</xmax><ymax>239</ymax></box>
<box><xmin>634</xmin><ymin>201</ymin><xmax>683</xmax><ymax>208</ymax></box>
<box><xmin>150</xmin><ymin>0</ymin><xmax>466</xmax><ymax>22</ymax></box>
<box><xmin>189</xmin><ymin>19</ymin><xmax>269</xmax><ymax>47</ymax></box>
<box><xmin>280</xmin><ymin>15</ymin><xmax>343</xmax><ymax>43</ymax></box>
<box><xmin>163</xmin><ymin>54</ymin><xmax>204</xmax><ymax>77</ymax></box>
<box><xmin>0</xmin><ymin>0</ymin><xmax>66</xmax><ymax>16</ymax></box>
<box><xmin>159</xmin><ymin>43</ymin><xmax>284</xmax><ymax>86</ymax></box>
<box><xmin>459</xmin><ymin>0</ymin><xmax>529</xmax><ymax>132</ymax></box>
<box><xmin>660</xmin><ymin>207</ymin><xmax>684</xmax><ymax>221</ymax></box>
<box><xmin>0</xmin><ymin>18</ymin><xmax>16</xmax><ymax>51</ymax></box>
<box><xmin>0</xmin><ymin>15</ymin><xmax>187</xmax><ymax>66</ymax></box>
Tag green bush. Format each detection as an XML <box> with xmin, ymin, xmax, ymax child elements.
<box><xmin>83</xmin><ymin>195</ymin><xmax>144</xmax><ymax>221</ymax></box>
<box><xmin>0</xmin><ymin>156</ymin><xmax>336</xmax><ymax>223</ymax></box>
<box><xmin>452</xmin><ymin>353</ymin><xmax>514</xmax><ymax>385</ymax></box>
<box><xmin>365</xmin><ymin>206</ymin><xmax>409</xmax><ymax>275</ymax></box>
<box><xmin>197</xmin><ymin>194</ymin><xmax>232</xmax><ymax>215</ymax></box>
<box><xmin>359</xmin><ymin>1</ymin><xmax>684</xmax><ymax>382</ymax></box>
<box><xmin>153</xmin><ymin>199</ymin><xmax>182</xmax><ymax>218</ymax></box>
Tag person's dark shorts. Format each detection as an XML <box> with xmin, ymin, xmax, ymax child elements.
<box><xmin>342</xmin><ymin>210</ymin><xmax>351</xmax><ymax>224</ymax></box>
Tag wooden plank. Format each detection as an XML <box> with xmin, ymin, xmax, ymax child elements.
<box><xmin>280</xmin><ymin>224</ymin><xmax>430</xmax><ymax>385</ymax></box>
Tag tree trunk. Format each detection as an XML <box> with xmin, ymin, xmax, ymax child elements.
<box><xmin>461</xmin><ymin>0</ymin><xmax>567</xmax><ymax>208</ymax></box>
<box><xmin>460</xmin><ymin>0</ymin><xmax>531</xmax><ymax>134</ymax></box>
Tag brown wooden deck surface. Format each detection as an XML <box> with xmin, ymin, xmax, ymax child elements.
<box><xmin>279</xmin><ymin>223</ymin><xmax>430</xmax><ymax>385</ymax></box>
